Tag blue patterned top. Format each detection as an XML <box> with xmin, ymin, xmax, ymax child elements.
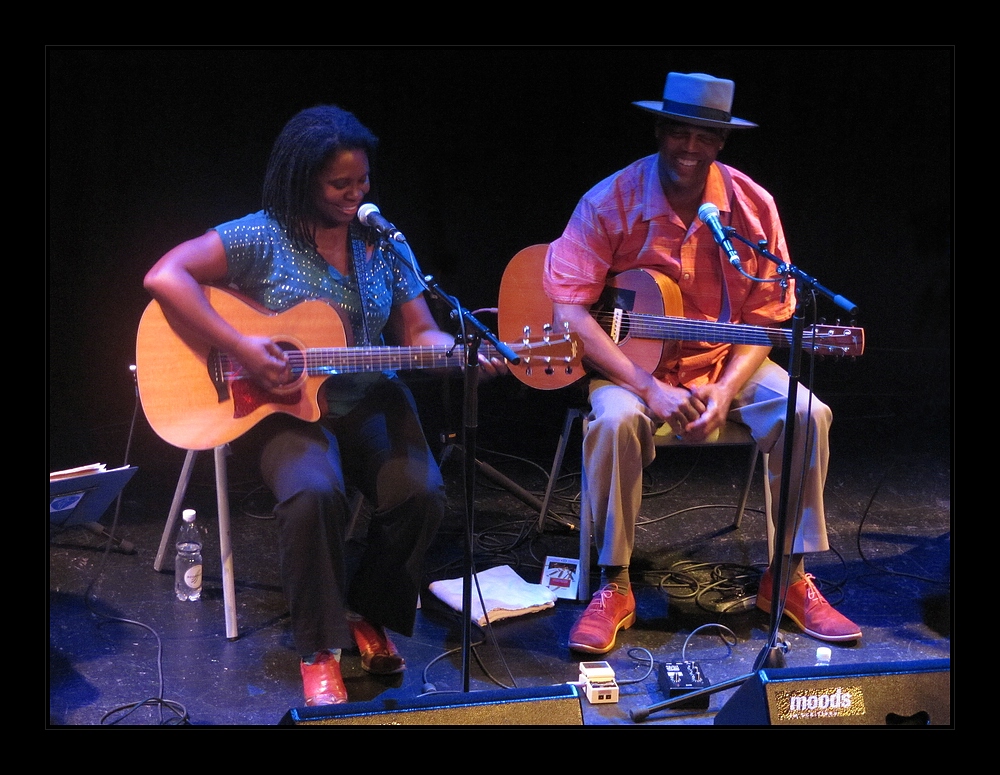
<box><xmin>214</xmin><ymin>210</ymin><xmax>427</xmax><ymax>415</ymax></box>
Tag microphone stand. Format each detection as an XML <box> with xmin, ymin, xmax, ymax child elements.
<box><xmin>631</xmin><ymin>231</ymin><xmax>858</xmax><ymax>722</ymax></box>
<box><xmin>378</xmin><ymin>235</ymin><xmax>519</xmax><ymax>692</ymax></box>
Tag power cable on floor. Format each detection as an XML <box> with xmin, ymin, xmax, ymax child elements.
<box><xmin>80</xmin><ymin>366</ymin><xmax>190</xmax><ymax>726</ymax></box>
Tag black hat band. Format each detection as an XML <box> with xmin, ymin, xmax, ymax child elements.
<box><xmin>662</xmin><ymin>99</ymin><xmax>732</xmax><ymax>124</ymax></box>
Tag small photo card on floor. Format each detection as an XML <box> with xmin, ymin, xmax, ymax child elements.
<box><xmin>542</xmin><ymin>556</ymin><xmax>580</xmax><ymax>599</ymax></box>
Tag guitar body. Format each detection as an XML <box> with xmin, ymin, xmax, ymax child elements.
<box><xmin>499</xmin><ymin>244</ymin><xmax>683</xmax><ymax>386</ymax></box>
<box><xmin>136</xmin><ymin>286</ymin><xmax>347</xmax><ymax>450</ymax></box>
<box><xmin>137</xmin><ymin>283</ymin><xmax>582</xmax><ymax>450</ymax></box>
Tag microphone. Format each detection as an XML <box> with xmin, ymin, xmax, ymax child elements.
<box><xmin>697</xmin><ymin>203</ymin><xmax>741</xmax><ymax>268</ymax></box>
<box><xmin>357</xmin><ymin>203</ymin><xmax>406</xmax><ymax>243</ymax></box>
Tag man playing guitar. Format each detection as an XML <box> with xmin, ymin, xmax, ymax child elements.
<box><xmin>542</xmin><ymin>71</ymin><xmax>863</xmax><ymax>654</ymax></box>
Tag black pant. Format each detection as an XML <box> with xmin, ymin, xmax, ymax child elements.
<box><xmin>256</xmin><ymin>378</ymin><xmax>446</xmax><ymax>657</ymax></box>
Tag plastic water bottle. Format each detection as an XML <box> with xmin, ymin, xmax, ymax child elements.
<box><xmin>814</xmin><ymin>646</ymin><xmax>832</xmax><ymax>667</ymax></box>
<box><xmin>174</xmin><ymin>509</ymin><xmax>203</xmax><ymax>601</ymax></box>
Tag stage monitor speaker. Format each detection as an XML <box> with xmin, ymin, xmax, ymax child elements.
<box><xmin>714</xmin><ymin>658</ymin><xmax>950</xmax><ymax>726</ymax></box>
<box><xmin>279</xmin><ymin>684</ymin><xmax>584</xmax><ymax>726</ymax></box>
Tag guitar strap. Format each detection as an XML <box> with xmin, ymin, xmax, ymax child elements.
<box><xmin>717</xmin><ymin>249</ymin><xmax>732</xmax><ymax>323</ymax></box>
<box><xmin>349</xmin><ymin>229</ymin><xmax>376</xmax><ymax>346</ymax></box>
<box><xmin>694</xmin><ymin>207</ymin><xmax>733</xmax><ymax>323</ymax></box>
<box><xmin>713</xmin><ymin>167</ymin><xmax>735</xmax><ymax>324</ymax></box>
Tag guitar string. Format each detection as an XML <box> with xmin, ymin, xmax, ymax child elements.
<box><xmin>213</xmin><ymin>317</ymin><xmax>852</xmax><ymax>382</ymax></box>
<box><xmin>216</xmin><ymin>338</ymin><xmax>577</xmax><ymax>380</ymax></box>
<box><xmin>588</xmin><ymin>311</ymin><xmax>858</xmax><ymax>352</ymax></box>
<box><xmin>212</xmin><ymin>312</ymin><xmax>852</xmax><ymax>383</ymax></box>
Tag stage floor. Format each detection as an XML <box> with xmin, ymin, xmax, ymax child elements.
<box><xmin>49</xmin><ymin>376</ymin><xmax>951</xmax><ymax>727</ymax></box>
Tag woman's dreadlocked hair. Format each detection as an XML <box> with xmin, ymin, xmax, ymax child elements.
<box><xmin>262</xmin><ymin>105</ymin><xmax>379</xmax><ymax>251</ymax></box>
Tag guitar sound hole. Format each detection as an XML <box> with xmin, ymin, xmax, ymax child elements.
<box><xmin>276</xmin><ymin>340</ymin><xmax>304</xmax><ymax>381</ymax></box>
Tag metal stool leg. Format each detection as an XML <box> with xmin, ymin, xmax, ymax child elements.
<box><xmin>733</xmin><ymin>448</ymin><xmax>760</xmax><ymax>530</ymax></box>
<box><xmin>538</xmin><ymin>407</ymin><xmax>584</xmax><ymax>532</ymax></box>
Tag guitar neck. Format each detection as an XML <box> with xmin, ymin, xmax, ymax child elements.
<box><xmin>227</xmin><ymin>343</ymin><xmax>502</xmax><ymax>377</ymax></box>
<box><xmin>624</xmin><ymin>313</ymin><xmax>795</xmax><ymax>348</ymax></box>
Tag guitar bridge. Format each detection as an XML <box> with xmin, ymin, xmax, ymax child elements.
<box><xmin>609</xmin><ymin>308</ymin><xmax>623</xmax><ymax>345</ymax></box>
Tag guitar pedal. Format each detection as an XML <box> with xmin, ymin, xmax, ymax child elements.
<box><xmin>579</xmin><ymin>661</ymin><xmax>619</xmax><ymax>704</ymax></box>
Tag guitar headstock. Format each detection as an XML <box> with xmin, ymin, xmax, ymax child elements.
<box><xmin>806</xmin><ymin>324</ymin><xmax>865</xmax><ymax>357</ymax></box>
<box><xmin>506</xmin><ymin>323</ymin><xmax>585</xmax><ymax>390</ymax></box>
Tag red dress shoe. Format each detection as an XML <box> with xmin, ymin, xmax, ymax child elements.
<box><xmin>568</xmin><ymin>584</ymin><xmax>636</xmax><ymax>654</ymax></box>
<box><xmin>300</xmin><ymin>649</ymin><xmax>348</xmax><ymax>706</ymax></box>
<box><xmin>348</xmin><ymin>615</ymin><xmax>406</xmax><ymax>675</ymax></box>
<box><xmin>757</xmin><ymin>570</ymin><xmax>862</xmax><ymax>643</ymax></box>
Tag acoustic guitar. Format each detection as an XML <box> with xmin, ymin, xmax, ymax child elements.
<box><xmin>135</xmin><ymin>284</ymin><xmax>581</xmax><ymax>450</ymax></box>
<box><xmin>498</xmin><ymin>244</ymin><xmax>864</xmax><ymax>389</ymax></box>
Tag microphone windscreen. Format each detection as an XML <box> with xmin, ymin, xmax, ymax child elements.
<box><xmin>358</xmin><ymin>202</ymin><xmax>380</xmax><ymax>224</ymax></box>
<box><xmin>697</xmin><ymin>202</ymin><xmax>720</xmax><ymax>222</ymax></box>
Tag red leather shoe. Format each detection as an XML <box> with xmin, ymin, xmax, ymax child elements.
<box><xmin>757</xmin><ymin>569</ymin><xmax>862</xmax><ymax>642</ymax></box>
<box><xmin>348</xmin><ymin>615</ymin><xmax>406</xmax><ymax>675</ymax></box>
<box><xmin>568</xmin><ymin>584</ymin><xmax>636</xmax><ymax>654</ymax></box>
<box><xmin>300</xmin><ymin>649</ymin><xmax>348</xmax><ymax>706</ymax></box>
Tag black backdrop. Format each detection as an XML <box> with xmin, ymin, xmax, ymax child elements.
<box><xmin>47</xmin><ymin>46</ymin><xmax>953</xmax><ymax>476</ymax></box>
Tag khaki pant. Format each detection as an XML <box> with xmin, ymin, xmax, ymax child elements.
<box><xmin>582</xmin><ymin>358</ymin><xmax>832</xmax><ymax>569</ymax></box>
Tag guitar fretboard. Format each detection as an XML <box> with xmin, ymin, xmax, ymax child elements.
<box><xmin>295</xmin><ymin>343</ymin><xmax>502</xmax><ymax>376</ymax></box>
<box><xmin>219</xmin><ymin>343</ymin><xmax>504</xmax><ymax>378</ymax></box>
<box><xmin>617</xmin><ymin>312</ymin><xmax>793</xmax><ymax>348</ymax></box>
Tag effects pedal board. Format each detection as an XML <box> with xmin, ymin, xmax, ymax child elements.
<box><xmin>658</xmin><ymin>661</ymin><xmax>710</xmax><ymax>709</ymax></box>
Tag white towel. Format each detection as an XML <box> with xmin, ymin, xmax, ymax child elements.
<box><xmin>428</xmin><ymin>565</ymin><xmax>557</xmax><ymax>627</ymax></box>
